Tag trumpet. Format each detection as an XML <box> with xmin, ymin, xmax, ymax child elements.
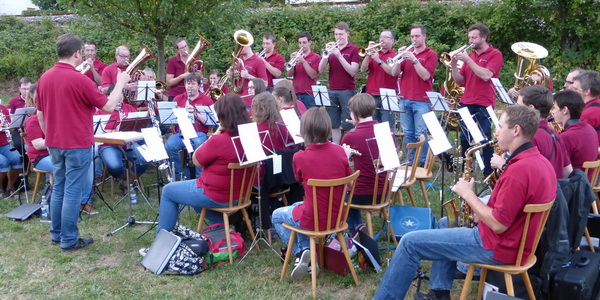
<box><xmin>358</xmin><ymin>42</ymin><xmax>382</xmax><ymax>57</ymax></box>
<box><xmin>386</xmin><ymin>43</ymin><xmax>415</xmax><ymax>67</ymax></box>
<box><xmin>284</xmin><ymin>47</ymin><xmax>305</xmax><ymax>71</ymax></box>
<box><xmin>321</xmin><ymin>39</ymin><xmax>340</xmax><ymax>59</ymax></box>
<box><xmin>76</xmin><ymin>60</ymin><xmax>91</xmax><ymax>74</ymax></box>
<box><xmin>258</xmin><ymin>48</ymin><xmax>267</xmax><ymax>58</ymax></box>
<box><xmin>441</xmin><ymin>43</ymin><xmax>474</xmax><ymax>66</ymax></box>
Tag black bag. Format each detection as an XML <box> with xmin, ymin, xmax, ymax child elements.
<box><xmin>551</xmin><ymin>250</ymin><xmax>600</xmax><ymax>300</ymax></box>
<box><xmin>36</xmin><ymin>182</ymin><xmax>52</xmax><ymax>205</ymax></box>
<box><xmin>164</xmin><ymin>225</ymin><xmax>209</xmax><ymax>275</ymax></box>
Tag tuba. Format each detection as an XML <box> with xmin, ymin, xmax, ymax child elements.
<box><xmin>511</xmin><ymin>42</ymin><xmax>550</xmax><ymax>90</ymax></box>
<box><xmin>185</xmin><ymin>35</ymin><xmax>212</xmax><ymax>76</ymax></box>
<box><xmin>124</xmin><ymin>45</ymin><xmax>156</xmax><ymax>100</ymax></box>
<box><xmin>229</xmin><ymin>30</ymin><xmax>254</xmax><ymax>94</ymax></box>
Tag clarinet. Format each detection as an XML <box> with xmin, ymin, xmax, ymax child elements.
<box><xmin>1</xmin><ymin>112</ymin><xmax>15</xmax><ymax>151</ymax></box>
<box><xmin>146</xmin><ymin>99</ymin><xmax>175</xmax><ymax>183</ymax></box>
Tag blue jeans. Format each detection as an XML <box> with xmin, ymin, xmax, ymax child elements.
<box><xmin>98</xmin><ymin>144</ymin><xmax>149</xmax><ymax>179</ymax></box>
<box><xmin>373</xmin><ymin>96</ymin><xmax>393</xmax><ymax>129</ymax></box>
<box><xmin>157</xmin><ymin>179</ymin><xmax>229</xmax><ymax>233</ymax></box>
<box><xmin>297</xmin><ymin>93</ymin><xmax>315</xmax><ymax>109</ymax></box>
<box><xmin>48</xmin><ymin>147</ymin><xmax>93</xmax><ymax>248</ymax></box>
<box><xmin>0</xmin><ymin>144</ymin><xmax>23</xmax><ymax>172</ymax></box>
<box><xmin>374</xmin><ymin>226</ymin><xmax>503</xmax><ymax>299</ymax></box>
<box><xmin>459</xmin><ymin>104</ymin><xmax>493</xmax><ymax>176</ymax></box>
<box><xmin>326</xmin><ymin>89</ymin><xmax>356</xmax><ymax>131</ymax></box>
<box><xmin>272</xmin><ymin>202</ymin><xmax>309</xmax><ymax>257</ymax></box>
<box><xmin>399</xmin><ymin>99</ymin><xmax>431</xmax><ymax>166</ymax></box>
<box><xmin>164</xmin><ymin>132</ymin><xmax>207</xmax><ymax>179</ymax></box>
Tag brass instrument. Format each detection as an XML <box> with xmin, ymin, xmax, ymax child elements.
<box><xmin>511</xmin><ymin>42</ymin><xmax>550</xmax><ymax>90</ymax></box>
<box><xmin>439</xmin><ymin>44</ymin><xmax>473</xmax><ymax>131</ymax></box>
<box><xmin>209</xmin><ymin>75</ymin><xmax>228</xmax><ymax>101</ymax></box>
<box><xmin>443</xmin><ymin>140</ymin><xmax>497</xmax><ymax>228</ymax></box>
<box><xmin>386</xmin><ymin>43</ymin><xmax>415</xmax><ymax>67</ymax></box>
<box><xmin>185</xmin><ymin>35</ymin><xmax>212</xmax><ymax>75</ymax></box>
<box><xmin>76</xmin><ymin>60</ymin><xmax>91</xmax><ymax>74</ymax></box>
<box><xmin>124</xmin><ymin>45</ymin><xmax>156</xmax><ymax>100</ymax></box>
<box><xmin>483</xmin><ymin>140</ymin><xmax>502</xmax><ymax>189</ymax></box>
<box><xmin>156</xmin><ymin>81</ymin><xmax>168</xmax><ymax>93</ymax></box>
<box><xmin>284</xmin><ymin>47</ymin><xmax>305</xmax><ymax>71</ymax></box>
<box><xmin>258</xmin><ymin>48</ymin><xmax>267</xmax><ymax>58</ymax></box>
<box><xmin>358</xmin><ymin>42</ymin><xmax>382</xmax><ymax>57</ymax></box>
<box><xmin>321</xmin><ymin>39</ymin><xmax>340</xmax><ymax>59</ymax></box>
<box><xmin>440</xmin><ymin>43</ymin><xmax>474</xmax><ymax>67</ymax></box>
<box><xmin>548</xmin><ymin>116</ymin><xmax>563</xmax><ymax>134</ymax></box>
<box><xmin>228</xmin><ymin>30</ymin><xmax>254</xmax><ymax>94</ymax></box>
<box><xmin>1</xmin><ymin>112</ymin><xmax>15</xmax><ymax>151</ymax></box>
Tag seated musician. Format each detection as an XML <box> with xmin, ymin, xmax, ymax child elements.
<box><xmin>274</xmin><ymin>80</ymin><xmax>308</xmax><ymax>114</ymax></box>
<box><xmin>140</xmin><ymin>68</ymin><xmax>168</xmax><ymax>102</ymax></box>
<box><xmin>252</xmin><ymin>92</ymin><xmax>293</xmax><ymax>151</ymax></box>
<box><xmin>273</xmin><ymin>86</ymin><xmax>305</xmax><ymax>117</ymax></box>
<box><xmin>272</xmin><ymin>107</ymin><xmax>352</xmax><ymax>280</ymax></box>
<box><xmin>374</xmin><ymin>105</ymin><xmax>556</xmax><ymax>300</ymax></box>
<box><xmin>0</xmin><ymin>98</ymin><xmax>24</xmax><ymax>199</ymax></box>
<box><xmin>551</xmin><ymin>89</ymin><xmax>599</xmax><ymax>179</ymax></box>
<box><xmin>163</xmin><ymin>73</ymin><xmax>214</xmax><ymax>180</ymax></box>
<box><xmin>98</xmin><ymin>84</ymin><xmax>149</xmax><ymax>194</ymax></box>
<box><xmin>154</xmin><ymin>94</ymin><xmax>251</xmax><ymax>232</ymax></box>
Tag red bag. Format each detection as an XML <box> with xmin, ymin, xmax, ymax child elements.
<box><xmin>201</xmin><ymin>223</ymin><xmax>245</xmax><ymax>265</ymax></box>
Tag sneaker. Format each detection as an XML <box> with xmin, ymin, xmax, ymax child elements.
<box><xmin>413</xmin><ymin>291</ymin><xmax>451</xmax><ymax>300</ymax></box>
<box><xmin>291</xmin><ymin>250</ymin><xmax>312</xmax><ymax>280</ymax></box>
<box><xmin>80</xmin><ymin>203</ymin><xmax>99</xmax><ymax>215</ymax></box>
<box><xmin>139</xmin><ymin>247</ymin><xmax>149</xmax><ymax>257</ymax></box>
<box><xmin>61</xmin><ymin>237</ymin><xmax>94</xmax><ymax>252</ymax></box>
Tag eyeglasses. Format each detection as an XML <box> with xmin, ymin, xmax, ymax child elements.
<box><xmin>380</xmin><ymin>35</ymin><xmax>393</xmax><ymax>39</ymax></box>
<box><xmin>248</xmin><ymin>86</ymin><xmax>255</xmax><ymax>89</ymax></box>
<box><xmin>19</xmin><ymin>88</ymin><xmax>28</xmax><ymax>91</ymax></box>
<box><xmin>178</xmin><ymin>45</ymin><xmax>189</xmax><ymax>50</ymax></box>
<box><xmin>117</xmin><ymin>54</ymin><xmax>130</xmax><ymax>58</ymax></box>
<box><xmin>565</xmin><ymin>80</ymin><xmax>574</xmax><ymax>85</ymax></box>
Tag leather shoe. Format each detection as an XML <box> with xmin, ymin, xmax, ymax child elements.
<box><xmin>80</xmin><ymin>203</ymin><xmax>99</xmax><ymax>215</ymax></box>
<box><xmin>61</xmin><ymin>237</ymin><xmax>94</xmax><ymax>252</ymax></box>
<box><xmin>51</xmin><ymin>239</ymin><xmax>60</xmax><ymax>245</ymax></box>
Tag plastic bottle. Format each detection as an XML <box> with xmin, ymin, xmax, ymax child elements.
<box><xmin>129</xmin><ymin>184</ymin><xmax>137</xmax><ymax>204</ymax></box>
<box><xmin>40</xmin><ymin>195</ymin><xmax>49</xmax><ymax>220</ymax></box>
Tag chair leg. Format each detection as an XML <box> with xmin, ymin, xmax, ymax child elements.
<box><xmin>32</xmin><ymin>171</ymin><xmax>43</xmax><ymax>201</ymax></box>
<box><xmin>522</xmin><ymin>271</ymin><xmax>536</xmax><ymax>300</ymax></box>
<box><xmin>280</xmin><ymin>231</ymin><xmax>296</xmax><ymax>280</ymax></box>
<box><xmin>223</xmin><ymin>213</ymin><xmax>234</xmax><ymax>264</ymax></box>
<box><xmin>337</xmin><ymin>232</ymin><xmax>359</xmax><ymax>286</ymax></box>
<box><xmin>282</xmin><ymin>194</ymin><xmax>288</xmax><ymax>206</ymax></box>
<box><xmin>318</xmin><ymin>238</ymin><xmax>324</xmax><ymax>267</ymax></box>
<box><xmin>310</xmin><ymin>238</ymin><xmax>318</xmax><ymax>299</ymax></box>
<box><xmin>460</xmin><ymin>264</ymin><xmax>476</xmax><ymax>300</ymax></box>
<box><xmin>477</xmin><ymin>268</ymin><xmax>488</xmax><ymax>300</ymax></box>
<box><xmin>365</xmin><ymin>211</ymin><xmax>374</xmax><ymax>238</ymax></box>
<box><xmin>584</xmin><ymin>227</ymin><xmax>596</xmax><ymax>252</ymax></box>
<box><xmin>419</xmin><ymin>180</ymin><xmax>430</xmax><ymax>208</ymax></box>
<box><xmin>407</xmin><ymin>186</ymin><xmax>416</xmax><ymax>207</ymax></box>
<box><xmin>241</xmin><ymin>208</ymin><xmax>259</xmax><ymax>250</ymax></box>
<box><xmin>504</xmin><ymin>272</ymin><xmax>515</xmax><ymax>296</ymax></box>
<box><xmin>381</xmin><ymin>208</ymin><xmax>398</xmax><ymax>245</ymax></box>
<box><xmin>196</xmin><ymin>208</ymin><xmax>207</xmax><ymax>233</ymax></box>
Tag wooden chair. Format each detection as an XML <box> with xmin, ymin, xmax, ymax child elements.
<box><xmin>280</xmin><ymin>171</ymin><xmax>361</xmax><ymax>299</ymax></box>
<box><xmin>20</xmin><ymin>132</ymin><xmax>54</xmax><ymax>201</ymax></box>
<box><xmin>408</xmin><ymin>148</ymin><xmax>435</xmax><ymax>208</ymax></box>
<box><xmin>583</xmin><ymin>160</ymin><xmax>600</xmax><ymax>252</ymax></box>
<box><xmin>349</xmin><ymin>160</ymin><xmax>398</xmax><ymax>245</ymax></box>
<box><xmin>196</xmin><ymin>162</ymin><xmax>259</xmax><ymax>263</ymax></box>
<box><xmin>392</xmin><ymin>134</ymin><xmax>425</xmax><ymax>206</ymax></box>
<box><xmin>460</xmin><ymin>200</ymin><xmax>555</xmax><ymax>300</ymax></box>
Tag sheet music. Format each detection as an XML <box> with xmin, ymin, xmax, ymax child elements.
<box><xmin>426</xmin><ymin>91</ymin><xmax>451</xmax><ymax>112</ymax></box>
<box><xmin>237</xmin><ymin>123</ymin><xmax>268</xmax><ymax>164</ymax></box>
<box><xmin>491</xmin><ymin>78</ymin><xmax>514</xmax><ymax>105</ymax></box>
<box><xmin>391</xmin><ymin>170</ymin><xmax>411</xmax><ymax>192</ymax></box>
<box><xmin>311</xmin><ymin>85</ymin><xmax>331</xmax><ymax>106</ymax></box>
<box><xmin>173</xmin><ymin>108</ymin><xmax>198</xmax><ymax>141</ymax></box>
<box><xmin>458</xmin><ymin>107</ymin><xmax>485</xmax><ymax>143</ymax></box>
<box><xmin>279</xmin><ymin>109</ymin><xmax>304</xmax><ymax>144</ymax></box>
<box><xmin>422</xmin><ymin>111</ymin><xmax>452</xmax><ymax>155</ymax></box>
<box><xmin>209</xmin><ymin>104</ymin><xmax>219</xmax><ymax>122</ymax></box>
<box><xmin>95</xmin><ymin>131</ymin><xmax>144</xmax><ymax>143</ymax></box>
<box><xmin>380</xmin><ymin>88</ymin><xmax>401</xmax><ymax>112</ymax></box>
<box><xmin>93</xmin><ymin>114</ymin><xmax>111</xmax><ymax>134</ymax></box>
<box><xmin>140</xmin><ymin>127</ymin><xmax>169</xmax><ymax>161</ymax></box>
<box><xmin>137</xmin><ymin>81</ymin><xmax>156</xmax><ymax>101</ymax></box>
<box><xmin>486</xmin><ymin>106</ymin><xmax>500</xmax><ymax>128</ymax></box>
<box><xmin>374</xmin><ymin>122</ymin><xmax>400</xmax><ymax>171</ymax></box>
<box><xmin>126</xmin><ymin>111</ymin><xmax>148</xmax><ymax>119</ymax></box>
<box><xmin>272</xmin><ymin>78</ymin><xmax>286</xmax><ymax>86</ymax></box>
<box><xmin>157</xmin><ymin>102</ymin><xmax>178</xmax><ymax>124</ymax></box>
<box><xmin>195</xmin><ymin>105</ymin><xmax>219</xmax><ymax>126</ymax></box>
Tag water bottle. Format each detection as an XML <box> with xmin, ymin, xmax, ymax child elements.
<box><xmin>129</xmin><ymin>184</ymin><xmax>137</xmax><ymax>204</ymax></box>
<box><xmin>40</xmin><ymin>195</ymin><xmax>49</xmax><ymax>220</ymax></box>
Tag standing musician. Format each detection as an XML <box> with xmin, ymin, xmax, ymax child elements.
<box><xmin>318</xmin><ymin>21</ymin><xmax>360</xmax><ymax>144</ymax></box>
<box><xmin>572</xmin><ymin>70</ymin><xmax>600</xmax><ymax>143</ymax></box>
<box><xmin>229</xmin><ymin>43</ymin><xmax>268</xmax><ymax>106</ymax></box>
<box><xmin>551</xmin><ymin>90</ymin><xmax>599</xmax><ymax>178</ymax></box>
<box><xmin>374</xmin><ymin>105</ymin><xmax>556</xmax><ymax>300</ymax></box>
<box><xmin>394</xmin><ymin>24</ymin><xmax>438</xmax><ymax>165</ymax></box>
<box><xmin>166</xmin><ymin>38</ymin><xmax>204</xmax><ymax>101</ymax></box>
<box><xmin>101</xmin><ymin>45</ymin><xmax>130</xmax><ymax>94</ymax></box>
<box><xmin>360</xmin><ymin>29</ymin><xmax>397</xmax><ymax>126</ymax></box>
<box><xmin>288</xmin><ymin>32</ymin><xmax>321</xmax><ymax>109</ymax></box>
<box><xmin>164</xmin><ymin>73</ymin><xmax>214</xmax><ymax>180</ymax></box>
<box><xmin>452</xmin><ymin>23</ymin><xmax>503</xmax><ymax>177</ymax></box>
<box><xmin>37</xmin><ymin>33</ymin><xmax>129</xmax><ymax>251</ymax></box>
<box><xmin>80</xmin><ymin>40</ymin><xmax>107</xmax><ymax>87</ymax></box>
<box><xmin>258</xmin><ymin>33</ymin><xmax>285</xmax><ymax>92</ymax></box>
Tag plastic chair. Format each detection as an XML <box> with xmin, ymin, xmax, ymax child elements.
<box><xmin>196</xmin><ymin>162</ymin><xmax>259</xmax><ymax>263</ymax></box>
<box><xmin>280</xmin><ymin>171</ymin><xmax>360</xmax><ymax>299</ymax></box>
<box><xmin>459</xmin><ymin>200</ymin><xmax>555</xmax><ymax>300</ymax></box>
<box><xmin>392</xmin><ymin>134</ymin><xmax>425</xmax><ymax>206</ymax></box>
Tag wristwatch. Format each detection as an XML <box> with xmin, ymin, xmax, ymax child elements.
<box><xmin>412</xmin><ymin>59</ymin><xmax>419</xmax><ymax>65</ymax></box>
<box><xmin>378</xmin><ymin>61</ymin><xmax>384</xmax><ymax>66</ymax></box>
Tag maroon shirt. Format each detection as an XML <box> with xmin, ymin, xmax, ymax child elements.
<box><xmin>532</xmin><ymin>120</ymin><xmax>571</xmax><ymax>179</ymax></box>
<box><xmin>560</xmin><ymin>120</ymin><xmax>599</xmax><ymax>179</ymax></box>
<box><xmin>292</xmin><ymin>51</ymin><xmax>320</xmax><ymax>96</ymax></box>
<box><xmin>399</xmin><ymin>46</ymin><xmax>438</xmax><ymax>102</ymax></box>
<box><xmin>173</xmin><ymin>92</ymin><xmax>214</xmax><ymax>134</ymax></box>
<box><xmin>459</xmin><ymin>45</ymin><xmax>503</xmax><ymax>108</ymax></box>
<box><xmin>327</xmin><ymin>43</ymin><xmax>360</xmax><ymax>90</ymax></box>
<box><xmin>264</xmin><ymin>51</ymin><xmax>285</xmax><ymax>88</ymax></box>
<box><xmin>480</xmin><ymin>146</ymin><xmax>556</xmax><ymax>265</ymax></box>
<box><xmin>365</xmin><ymin>49</ymin><xmax>398</xmax><ymax>95</ymax></box>
<box><xmin>581</xmin><ymin>97</ymin><xmax>600</xmax><ymax>144</ymax></box>
<box><xmin>236</xmin><ymin>54</ymin><xmax>268</xmax><ymax>96</ymax></box>
<box><xmin>166</xmin><ymin>54</ymin><xmax>203</xmax><ymax>98</ymax></box>
<box><xmin>101</xmin><ymin>62</ymin><xmax>127</xmax><ymax>90</ymax></box>
<box><xmin>257</xmin><ymin>121</ymin><xmax>293</xmax><ymax>151</ymax></box>
<box><xmin>0</xmin><ymin>105</ymin><xmax>11</xmax><ymax>146</ymax></box>
<box><xmin>7</xmin><ymin>95</ymin><xmax>25</xmax><ymax>113</ymax></box>
<box><xmin>24</xmin><ymin>114</ymin><xmax>49</xmax><ymax>163</ymax></box>
<box><xmin>83</xmin><ymin>58</ymin><xmax>107</xmax><ymax>86</ymax></box>
<box><xmin>292</xmin><ymin>142</ymin><xmax>352</xmax><ymax>230</ymax></box>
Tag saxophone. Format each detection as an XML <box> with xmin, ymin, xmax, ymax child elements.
<box><xmin>483</xmin><ymin>140</ymin><xmax>502</xmax><ymax>189</ymax></box>
<box><xmin>443</xmin><ymin>140</ymin><xmax>497</xmax><ymax>227</ymax></box>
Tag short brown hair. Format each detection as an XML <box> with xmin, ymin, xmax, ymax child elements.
<box><xmin>173</xmin><ymin>38</ymin><xmax>185</xmax><ymax>49</ymax></box>
<box><xmin>19</xmin><ymin>77</ymin><xmax>33</xmax><ymax>86</ymax></box>
<box><xmin>263</xmin><ymin>33</ymin><xmax>276</xmax><ymax>43</ymax></box>
<box><xmin>574</xmin><ymin>70</ymin><xmax>600</xmax><ymax>97</ymax></box>
<box><xmin>503</xmin><ymin>105</ymin><xmax>539</xmax><ymax>140</ymax></box>
<box><xmin>185</xmin><ymin>73</ymin><xmax>202</xmax><ymax>85</ymax></box>
<box><xmin>519</xmin><ymin>85</ymin><xmax>553</xmax><ymax>117</ymax></box>
<box><xmin>250</xmin><ymin>78</ymin><xmax>266</xmax><ymax>95</ymax></box>
<box><xmin>214</xmin><ymin>94</ymin><xmax>251</xmax><ymax>136</ymax></box>
<box><xmin>554</xmin><ymin>89</ymin><xmax>585</xmax><ymax>119</ymax></box>
<box><xmin>251</xmin><ymin>92</ymin><xmax>280</xmax><ymax>126</ymax></box>
<box><xmin>348</xmin><ymin>93</ymin><xmax>376</xmax><ymax>119</ymax></box>
<box><xmin>56</xmin><ymin>34</ymin><xmax>82</xmax><ymax>59</ymax></box>
<box><xmin>334</xmin><ymin>22</ymin><xmax>350</xmax><ymax>32</ymax></box>
<box><xmin>300</xmin><ymin>107</ymin><xmax>332</xmax><ymax>145</ymax></box>
<box><xmin>468</xmin><ymin>23</ymin><xmax>490</xmax><ymax>42</ymax></box>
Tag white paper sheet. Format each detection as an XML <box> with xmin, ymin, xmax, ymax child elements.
<box><xmin>426</xmin><ymin>91</ymin><xmax>451</xmax><ymax>112</ymax></box>
<box><xmin>380</xmin><ymin>88</ymin><xmax>401</xmax><ymax>112</ymax></box>
<box><xmin>311</xmin><ymin>85</ymin><xmax>331</xmax><ymax>106</ymax></box>
<box><xmin>422</xmin><ymin>111</ymin><xmax>452</xmax><ymax>155</ymax></box>
<box><xmin>173</xmin><ymin>108</ymin><xmax>198</xmax><ymax>141</ymax></box>
<box><xmin>486</xmin><ymin>106</ymin><xmax>499</xmax><ymax>129</ymax></box>
<box><xmin>195</xmin><ymin>105</ymin><xmax>218</xmax><ymax>126</ymax></box>
<box><xmin>157</xmin><ymin>102</ymin><xmax>178</xmax><ymax>125</ymax></box>
<box><xmin>491</xmin><ymin>78</ymin><xmax>514</xmax><ymax>105</ymax></box>
<box><xmin>209</xmin><ymin>104</ymin><xmax>219</xmax><ymax>122</ymax></box>
<box><xmin>374</xmin><ymin>122</ymin><xmax>400</xmax><ymax>171</ymax></box>
<box><xmin>458</xmin><ymin>107</ymin><xmax>485</xmax><ymax>143</ymax></box>
<box><xmin>272</xmin><ymin>154</ymin><xmax>282</xmax><ymax>175</ymax></box>
<box><xmin>95</xmin><ymin>131</ymin><xmax>144</xmax><ymax>143</ymax></box>
<box><xmin>391</xmin><ymin>170</ymin><xmax>411</xmax><ymax>192</ymax></box>
<box><xmin>475</xmin><ymin>150</ymin><xmax>485</xmax><ymax>171</ymax></box>
<box><xmin>141</xmin><ymin>127</ymin><xmax>169</xmax><ymax>161</ymax></box>
<box><xmin>238</xmin><ymin>122</ymin><xmax>268</xmax><ymax>164</ymax></box>
<box><xmin>279</xmin><ymin>109</ymin><xmax>304</xmax><ymax>144</ymax></box>
<box><xmin>126</xmin><ymin>111</ymin><xmax>148</xmax><ymax>119</ymax></box>
<box><xmin>93</xmin><ymin>114</ymin><xmax>111</xmax><ymax>134</ymax></box>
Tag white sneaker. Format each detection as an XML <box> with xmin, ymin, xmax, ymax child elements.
<box><xmin>291</xmin><ymin>250</ymin><xmax>313</xmax><ymax>279</ymax></box>
<box><xmin>138</xmin><ymin>248</ymin><xmax>149</xmax><ymax>257</ymax></box>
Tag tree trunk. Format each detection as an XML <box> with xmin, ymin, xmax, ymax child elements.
<box><xmin>155</xmin><ymin>35</ymin><xmax>166</xmax><ymax>81</ymax></box>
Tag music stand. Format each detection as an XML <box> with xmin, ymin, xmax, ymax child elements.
<box><xmin>491</xmin><ymin>78</ymin><xmax>514</xmax><ymax>105</ymax></box>
<box><xmin>311</xmin><ymin>85</ymin><xmax>333</xmax><ymax>107</ymax></box>
<box><xmin>279</xmin><ymin>109</ymin><xmax>304</xmax><ymax>145</ymax></box>
<box><xmin>6</xmin><ymin>107</ymin><xmax>35</xmax><ymax>203</ymax></box>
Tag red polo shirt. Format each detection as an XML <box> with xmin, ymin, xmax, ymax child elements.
<box><xmin>24</xmin><ymin>114</ymin><xmax>49</xmax><ymax>163</ymax></box>
<box><xmin>195</xmin><ymin>131</ymin><xmax>246</xmax><ymax>203</ymax></box>
<box><xmin>101</xmin><ymin>62</ymin><xmax>127</xmax><ymax>89</ymax></box>
<box><xmin>291</xmin><ymin>142</ymin><xmax>352</xmax><ymax>230</ymax></box>
<box><xmin>479</xmin><ymin>146</ymin><xmax>556</xmax><ymax>265</ymax></box>
<box><xmin>532</xmin><ymin>120</ymin><xmax>571</xmax><ymax>179</ymax></box>
<box><xmin>399</xmin><ymin>47</ymin><xmax>438</xmax><ymax>102</ymax></box>
<box><xmin>104</xmin><ymin>102</ymin><xmax>139</xmax><ymax>131</ymax></box>
<box><xmin>7</xmin><ymin>95</ymin><xmax>25</xmax><ymax>113</ymax></box>
<box><xmin>166</xmin><ymin>54</ymin><xmax>203</xmax><ymax>98</ymax></box>
<box><xmin>173</xmin><ymin>92</ymin><xmax>214</xmax><ymax>134</ymax></box>
<box><xmin>328</xmin><ymin>42</ymin><xmax>360</xmax><ymax>90</ymax></box>
<box><xmin>459</xmin><ymin>45</ymin><xmax>503</xmax><ymax>108</ymax></box>
<box><xmin>264</xmin><ymin>51</ymin><xmax>285</xmax><ymax>88</ymax></box>
<box><xmin>236</xmin><ymin>54</ymin><xmax>268</xmax><ymax>96</ymax></box>
<box><xmin>292</xmin><ymin>51</ymin><xmax>321</xmax><ymax>96</ymax></box>
<box><xmin>37</xmin><ymin>62</ymin><xmax>108</xmax><ymax>149</ymax></box>
<box><xmin>341</xmin><ymin>120</ymin><xmax>387</xmax><ymax>195</ymax></box>
<box><xmin>365</xmin><ymin>49</ymin><xmax>398</xmax><ymax>95</ymax></box>
<box><xmin>83</xmin><ymin>58</ymin><xmax>107</xmax><ymax>85</ymax></box>
<box><xmin>581</xmin><ymin>97</ymin><xmax>600</xmax><ymax>143</ymax></box>
<box><xmin>0</xmin><ymin>105</ymin><xmax>11</xmax><ymax>146</ymax></box>
<box><xmin>560</xmin><ymin>120</ymin><xmax>599</xmax><ymax>178</ymax></box>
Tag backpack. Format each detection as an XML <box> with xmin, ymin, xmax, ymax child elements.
<box><xmin>200</xmin><ymin>223</ymin><xmax>245</xmax><ymax>266</ymax></box>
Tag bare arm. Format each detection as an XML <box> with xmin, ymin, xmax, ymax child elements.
<box><xmin>31</xmin><ymin>137</ymin><xmax>46</xmax><ymax>150</ymax></box>
<box><xmin>318</xmin><ymin>57</ymin><xmax>328</xmax><ymax>74</ymax></box>
<box><xmin>37</xmin><ymin>111</ymin><xmax>45</xmax><ymax>133</ymax></box>
<box><xmin>452</xmin><ymin>178</ymin><xmax>508</xmax><ymax>234</ymax></box>
<box><xmin>562</xmin><ymin>164</ymin><xmax>573</xmax><ymax>178</ymax></box>
<box><xmin>166</xmin><ymin>72</ymin><xmax>189</xmax><ymax>87</ymax></box>
<box><xmin>101</xmin><ymin>70</ymin><xmax>130</xmax><ymax>113</ymax></box>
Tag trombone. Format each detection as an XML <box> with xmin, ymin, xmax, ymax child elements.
<box><xmin>358</xmin><ymin>42</ymin><xmax>382</xmax><ymax>57</ymax></box>
<box><xmin>321</xmin><ymin>39</ymin><xmax>340</xmax><ymax>59</ymax></box>
<box><xmin>386</xmin><ymin>43</ymin><xmax>415</xmax><ymax>67</ymax></box>
<box><xmin>284</xmin><ymin>47</ymin><xmax>305</xmax><ymax>71</ymax></box>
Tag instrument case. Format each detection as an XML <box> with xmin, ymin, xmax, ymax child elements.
<box><xmin>551</xmin><ymin>250</ymin><xmax>600</xmax><ymax>300</ymax></box>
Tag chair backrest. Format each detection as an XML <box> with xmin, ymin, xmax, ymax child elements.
<box><xmin>370</xmin><ymin>159</ymin><xmax>398</xmax><ymax>206</ymax></box>
<box><xmin>583</xmin><ymin>160</ymin><xmax>600</xmax><ymax>192</ymax></box>
<box><xmin>307</xmin><ymin>170</ymin><xmax>360</xmax><ymax>232</ymax></box>
<box><xmin>227</xmin><ymin>162</ymin><xmax>259</xmax><ymax>208</ymax></box>
<box><xmin>516</xmin><ymin>200</ymin><xmax>555</xmax><ymax>266</ymax></box>
<box><xmin>398</xmin><ymin>134</ymin><xmax>425</xmax><ymax>186</ymax></box>
<box><xmin>422</xmin><ymin>148</ymin><xmax>435</xmax><ymax>177</ymax></box>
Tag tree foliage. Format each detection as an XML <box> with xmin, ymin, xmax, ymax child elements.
<box><xmin>32</xmin><ymin>0</ymin><xmax>61</xmax><ymax>10</ymax></box>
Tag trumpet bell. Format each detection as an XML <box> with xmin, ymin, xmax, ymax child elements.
<box><xmin>125</xmin><ymin>44</ymin><xmax>155</xmax><ymax>76</ymax></box>
<box><xmin>185</xmin><ymin>34</ymin><xmax>212</xmax><ymax>73</ymax></box>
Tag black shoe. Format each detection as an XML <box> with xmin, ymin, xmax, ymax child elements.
<box><xmin>454</xmin><ymin>269</ymin><xmax>480</xmax><ymax>281</ymax></box>
<box><xmin>51</xmin><ymin>239</ymin><xmax>60</xmax><ymax>245</ymax></box>
<box><xmin>414</xmin><ymin>291</ymin><xmax>451</xmax><ymax>300</ymax></box>
<box><xmin>61</xmin><ymin>237</ymin><xmax>94</xmax><ymax>252</ymax></box>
